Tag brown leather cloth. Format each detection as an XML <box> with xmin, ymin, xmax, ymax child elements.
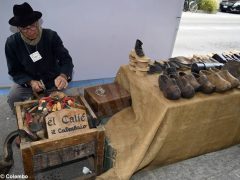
<box><xmin>98</xmin><ymin>65</ymin><xmax>240</xmax><ymax>180</ymax></box>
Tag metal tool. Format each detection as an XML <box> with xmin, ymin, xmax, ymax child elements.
<box><xmin>40</xmin><ymin>79</ymin><xmax>46</xmax><ymax>91</ymax></box>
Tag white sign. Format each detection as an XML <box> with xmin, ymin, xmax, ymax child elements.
<box><xmin>45</xmin><ymin>108</ymin><xmax>89</xmax><ymax>139</ymax></box>
<box><xmin>30</xmin><ymin>51</ymin><xmax>42</xmax><ymax>62</ymax></box>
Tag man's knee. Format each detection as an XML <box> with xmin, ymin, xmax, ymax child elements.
<box><xmin>7</xmin><ymin>84</ymin><xmax>33</xmax><ymax>110</ymax></box>
<box><xmin>7</xmin><ymin>92</ymin><xmax>21</xmax><ymax>109</ymax></box>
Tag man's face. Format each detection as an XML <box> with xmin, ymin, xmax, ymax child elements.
<box><xmin>18</xmin><ymin>22</ymin><xmax>39</xmax><ymax>40</ymax></box>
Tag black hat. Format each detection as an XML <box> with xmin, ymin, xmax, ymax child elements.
<box><xmin>9</xmin><ymin>2</ymin><xmax>42</xmax><ymax>27</ymax></box>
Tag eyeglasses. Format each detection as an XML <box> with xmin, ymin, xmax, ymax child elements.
<box><xmin>19</xmin><ymin>22</ymin><xmax>38</xmax><ymax>33</ymax></box>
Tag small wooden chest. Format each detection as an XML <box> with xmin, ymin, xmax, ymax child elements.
<box><xmin>15</xmin><ymin>96</ymin><xmax>105</xmax><ymax>180</ymax></box>
<box><xmin>84</xmin><ymin>82</ymin><xmax>131</xmax><ymax>118</ymax></box>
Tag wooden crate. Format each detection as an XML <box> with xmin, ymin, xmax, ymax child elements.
<box><xmin>84</xmin><ymin>82</ymin><xmax>131</xmax><ymax>118</ymax></box>
<box><xmin>14</xmin><ymin>95</ymin><xmax>105</xmax><ymax>180</ymax></box>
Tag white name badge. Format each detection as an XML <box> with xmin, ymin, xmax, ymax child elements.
<box><xmin>30</xmin><ymin>51</ymin><xmax>42</xmax><ymax>62</ymax></box>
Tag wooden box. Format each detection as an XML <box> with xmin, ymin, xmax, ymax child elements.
<box><xmin>84</xmin><ymin>82</ymin><xmax>131</xmax><ymax>118</ymax></box>
<box><xmin>15</xmin><ymin>96</ymin><xmax>105</xmax><ymax>180</ymax></box>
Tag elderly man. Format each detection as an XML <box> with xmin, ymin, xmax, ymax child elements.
<box><xmin>5</xmin><ymin>2</ymin><xmax>74</xmax><ymax>110</ymax></box>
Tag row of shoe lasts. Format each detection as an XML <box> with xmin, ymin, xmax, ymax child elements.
<box><xmin>190</xmin><ymin>51</ymin><xmax>240</xmax><ymax>64</ymax></box>
<box><xmin>170</xmin><ymin>51</ymin><xmax>240</xmax><ymax>66</ymax></box>
<box><xmin>128</xmin><ymin>39</ymin><xmax>151</xmax><ymax>76</ymax></box>
<box><xmin>159</xmin><ymin>67</ymin><xmax>240</xmax><ymax>100</ymax></box>
<box><xmin>191</xmin><ymin>54</ymin><xmax>219</xmax><ymax>64</ymax></box>
<box><xmin>148</xmin><ymin>59</ymin><xmax>192</xmax><ymax>74</ymax></box>
<box><xmin>212</xmin><ymin>51</ymin><xmax>240</xmax><ymax>64</ymax></box>
<box><xmin>169</xmin><ymin>54</ymin><xmax>217</xmax><ymax>65</ymax></box>
<box><xmin>152</xmin><ymin>55</ymin><xmax>218</xmax><ymax>73</ymax></box>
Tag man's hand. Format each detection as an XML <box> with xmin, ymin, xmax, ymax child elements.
<box><xmin>30</xmin><ymin>80</ymin><xmax>44</xmax><ymax>92</ymax></box>
<box><xmin>55</xmin><ymin>74</ymin><xmax>68</xmax><ymax>90</ymax></box>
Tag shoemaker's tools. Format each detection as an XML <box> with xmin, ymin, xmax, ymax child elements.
<box><xmin>40</xmin><ymin>79</ymin><xmax>46</xmax><ymax>91</ymax></box>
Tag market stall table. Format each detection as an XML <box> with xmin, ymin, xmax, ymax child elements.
<box><xmin>98</xmin><ymin>65</ymin><xmax>240</xmax><ymax>180</ymax></box>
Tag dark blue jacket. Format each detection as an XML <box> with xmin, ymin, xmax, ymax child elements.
<box><xmin>5</xmin><ymin>28</ymin><xmax>74</xmax><ymax>89</ymax></box>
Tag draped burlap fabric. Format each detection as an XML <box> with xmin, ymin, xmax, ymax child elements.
<box><xmin>98</xmin><ymin>65</ymin><xmax>240</xmax><ymax>180</ymax></box>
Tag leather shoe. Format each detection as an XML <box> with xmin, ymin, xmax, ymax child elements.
<box><xmin>179</xmin><ymin>72</ymin><xmax>201</xmax><ymax>91</ymax></box>
<box><xmin>158</xmin><ymin>75</ymin><xmax>181</xmax><ymax>100</ymax></box>
<box><xmin>135</xmin><ymin>39</ymin><xmax>145</xmax><ymax>57</ymax></box>
<box><xmin>148</xmin><ymin>64</ymin><xmax>163</xmax><ymax>74</ymax></box>
<box><xmin>163</xmin><ymin>67</ymin><xmax>178</xmax><ymax>76</ymax></box>
<box><xmin>192</xmin><ymin>73</ymin><xmax>215</xmax><ymax>94</ymax></box>
<box><xmin>169</xmin><ymin>74</ymin><xmax>195</xmax><ymax>98</ymax></box>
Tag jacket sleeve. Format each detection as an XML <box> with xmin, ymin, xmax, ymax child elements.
<box><xmin>5</xmin><ymin>38</ymin><xmax>32</xmax><ymax>86</ymax></box>
<box><xmin>52</xmin><ymin>32</ymin><xmax>74</xmax><ymax>81</ymax></box>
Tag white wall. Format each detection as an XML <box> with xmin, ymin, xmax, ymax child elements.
<box><xmin>0</xmin><ymin>0</ymin><xmax>184</xmax><ymax>86</ymax></box>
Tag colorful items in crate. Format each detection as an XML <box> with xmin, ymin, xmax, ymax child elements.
<box><xmin>128</xmin><ymin>39</ymin><xmax>150</xmax><ymax>76</ymax></box>
<box><xmin>36</xmin><ymin>91</ymin><xmax>85</xmax><ymax>113</ymax></box>
<box><xmin>23</xmin><ymin>91</ymin><xmax>86</xmax><ymax>138</ymax></box>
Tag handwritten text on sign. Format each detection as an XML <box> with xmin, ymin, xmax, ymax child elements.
<box><xmin>45</xmin><ymin>109</ymin><xmax>89</xmax><ymax>139</ymax></box>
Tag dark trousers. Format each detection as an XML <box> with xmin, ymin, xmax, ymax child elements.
<box><xmin>7</xmin><ymin>84</ymin><xmax>33</xmax><ymax>110</ymax></box>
